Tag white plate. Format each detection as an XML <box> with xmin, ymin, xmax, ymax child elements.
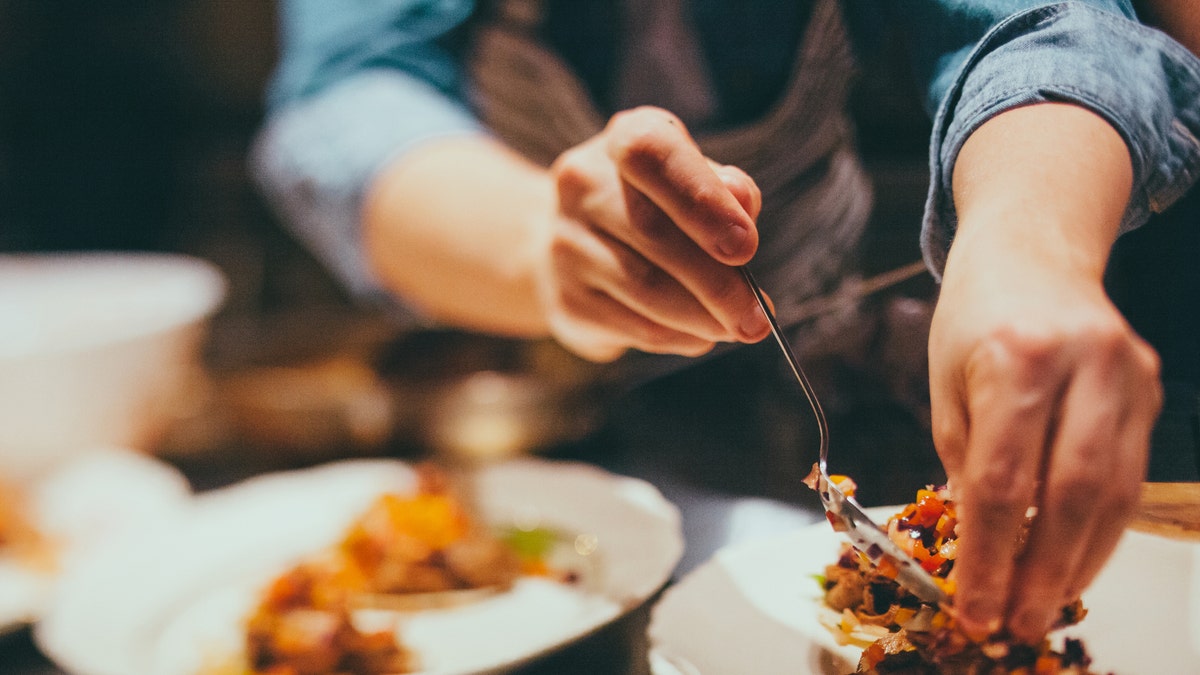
<box><xmin>648</xmin><ymin>506</ymin><xmax>1200</xmax><ymax>675</ymax></box>
<box><xmin>37</xmin><ymin>458</ymin><xmax>684</xmax><ymax>675</ymax></box>
<box><xmin>0</xmin><ymin>448</ymin><xmax>193</xmax><ymax>634</ymax></box>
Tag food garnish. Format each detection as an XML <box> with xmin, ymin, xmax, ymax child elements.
<box><xmin>817</xmin><ymin>485</ymin><xmax>1108</xmax><ymax>675</ymax></box>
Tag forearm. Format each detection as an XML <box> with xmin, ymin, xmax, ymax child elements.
<box><xmin>362</xmin><ymin>135</ymin><xmax>555</xmax><ymax>336</ymax></box>
<box><xmin>948</xmin><ymin>102</ymin><xmax>1132</xmax><ymax>281</ymax></box>
<box><xmin>918</xmin><ymin>2</ymin><xmax>1200</xmax><ymax>277</ymax></box>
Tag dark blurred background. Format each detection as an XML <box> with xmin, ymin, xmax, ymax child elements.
<box><xmin>0</xmin><ymin>0</ymin><xmax>347</xmax><ymax>316</ymax></box>
<box><xmin>0</xmin><ymin>0</ymin><xmax>945</xmax><ymax>503</ymax></box>
<box><xmin>0</xmin><ymin>0</ymin><xmax>933</xmax><ymax>318</ymax></box>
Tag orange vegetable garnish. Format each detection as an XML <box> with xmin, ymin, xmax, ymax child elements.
<box><xmin>380</xmin><ymin>493</ymin><xmax>469</xmax><ymax>550</ymax></box>
<box><xmin>863</xmin><ymin>641</ymin><xmax>887</xmax><ymax>669</ymax></box>
<box><xmin>875</xmin><ymin>555</ymin><xmax>900</xmax><ymax>580</ymax></box>
<box><xmin>920</xmin><ymin>553</ymin><xmax>948</xmax><ymax>574</ymax></box>
<box><xmin>829</xmin><ymin>474</ymin><xmax>857</xmax><ymax>497</ymax></box>
<box><xmin>521</xmin><ymin>558</ymin><xmax>551</xmax><ymax>577</ymax></box>
<box><xmin>1034</xmin><ymin>654</ymin><xmax>1063</xmax><ymax>675</ymax></box>
<box><xmin>935</xmin><ymin>577</ymin><xmax>957</xmax><ymax>596</ymax></box>
<box><xmin>825</xmin><ymin>510</ymin><xmax>848</xmax><ymax>532</ymax></box>
<box><xmin>913</xmin><ymin>491</ymin><xmax>945</xmax><ymax>528</ymax></box>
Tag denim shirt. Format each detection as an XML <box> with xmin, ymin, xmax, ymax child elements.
<box><xmin>251</xmin><ymin>0</ymin><xmax>1200</xmax><ymax>300</ymax></box>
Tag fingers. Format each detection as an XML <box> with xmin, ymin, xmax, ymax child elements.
<box><xmin>951</xmin><ymin>330</ymin><xmax>1058</xmax><ymax>640</ymax></box>
<box><xmin>949</xmin><ymin>319</ymin><xmax>1161</xmax><ymax>644</ymax></box>
<box><xmin>1003</xmin><ymin>338</ymin><xmax>1159</xmax><ymax>642</ymax></box>
<box><xmin>546</xmin><ymin>281</ymin><xmax>717</xmax><ymax>362</ymax></box>
<box><xmin>547</xmin><ymin>210</ymin><xmax>728</xmax><ymax>345</ymax></box>
<box><xmin>604</xmin><ymin>107</ymin><xmax>758</xmax><ymax>264</ymax></box>
<box><xmin>617</xmin><ymin>181</ymin><xmax>769</xmax><ymax>342</ymax></box>
<box><xmin>928</xmin><ymin>306</ymin><xmax>970</xmax><ymax>481</ymax></box>
<box><xmin>713</xmin><ymin>163</ymin><xmax>763</xmax><ymax>221</ymax></box>
<box><xmin>552</xmin><ymin>113</ymin><xmax>769</xmax><ymax>347</ymax></box>
<box><xmin>543</xmin><ymin>106</ymin><xmax>769</xmax><ymax>359</ymax></box>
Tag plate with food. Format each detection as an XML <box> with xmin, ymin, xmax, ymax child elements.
<box><xmin>0</xmin><ymin>448</ymin><xmax>192</xmax><ymax>635</ymax></box>
<box><xmin>647</xmin><ymin>486</ymin><xmax>1200</xmax><ymax>675</ymax></box>
<box><xmin>37</xmin><ymin>457</ymin><xmax>684</xmax><ymax>675</ymax></box>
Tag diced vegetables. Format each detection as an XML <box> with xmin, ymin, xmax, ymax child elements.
<box><xmin>816</xmin><ymin>483</ymin><xmax>1099</xmax><ymax>674</ymax></box>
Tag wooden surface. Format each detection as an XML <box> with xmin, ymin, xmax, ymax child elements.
<box><xmin>1130</xmin><ymin>482</ymin><xmax>1200</xmax><ymax>540</ymax></box>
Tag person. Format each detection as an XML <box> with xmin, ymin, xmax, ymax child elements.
<box><xmin>251</xmin><ymin>0</ymin><xmax>1200</xmax><ymax>646</ymax></box>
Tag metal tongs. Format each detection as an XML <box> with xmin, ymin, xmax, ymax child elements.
<box><xmin>739</xmin><ymin>267</ymin><xmax>949</xmax><ymax>606</ymax></box>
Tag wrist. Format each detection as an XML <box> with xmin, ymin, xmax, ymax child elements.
<box><xmin>950</xmin><ymin>102</ymin><xmax>1133</xmax><ymax>280</ymax></box>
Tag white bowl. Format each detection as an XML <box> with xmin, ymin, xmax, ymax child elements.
<box><xmin>0</xmin><ymin>252</ymin><xmax>227</xmax><ymax>478</ymax></box>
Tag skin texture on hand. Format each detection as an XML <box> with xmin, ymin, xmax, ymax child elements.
<box><xmin>934</xmin><ymin>102</ymin><xmax>1163</xmax><ymax>643</ymax></box>
<box><xmin>544</xmin><ymin>106</ymin><xmax>769</xmax><ymax>361</ymax></box>
<box><xmin>363</xmin><ymin>106</ymin><xmax>770</xmax><ymax>361</ymax></box>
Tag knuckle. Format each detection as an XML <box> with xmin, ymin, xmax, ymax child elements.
<box><xmin>964</xmin><ymin>470</ymin><xmax>1034</xmax><ymax>518</ymax></box>
<box><xmin>680</xmin><ymin>180</ymin><xmax>725</xmax><ymax>217</ymax></box>
<box><xmin>609</xmin><ymin>106</ymin><xmax>680</xmax><ymax>133</ymax></box>
<box><xmin>608</xmin><ymin>108</ymin><xmax>680</xmax><ymax>171</ymax></box>
<box><xmin>620</xmin><ymin>253</ymin><xmax>668</xmax><ymax>293</ymax></box>
<box><xmin>982</xmin><ymin>324</ymin><xmax>1058</xmax><ymax>376</ymax></box>
<box><xmin>1045</xmin><ymin>471</ymin><xmax>1105</xmax><ymax>524</ymax></box>
<box><xmin>706</xmin><ymin>272</ymin><xmax>748</xmax><ymax>311</ymax></box>
<box><xmin>1136</xmin><ymin>341</ymin><xmax>1163</xmax><ymax>382</ymax></box>
<box><xmin>546</xmin><ymin>221</ymin><xmax>590</xmax><ymax>265</ymax></box>
<box><xmin>546</xmin><ymin>231</ymin><xmax>579</xmax><ymax>268</ymax></box>
<box><xmin>930</xmin><ymin>415</ymin><xmax>962</xmax><ymax>454</ymax></box>
<box><xmin>726</xmin><ymin>167</ymin><xmax>761</xmax><ymax>206</ymax></box>
<box><xmin>551</xmin><ymin>151</ymin><xmax>592</xmax><ymax>204</ymax></box>
<box><xmin>613</xmin><ymin>131</ymin><xmax>672</xmax><ymax>175</ymax></box>
<box><xmin>624</xmin><ymin>193</ymin><xmax>672</xmax><ymax>239</ymax></box>
<box><xmin>964</xmin><ymin>445</ymin><xmax>1030</xmax><ymax>494</ymax></box>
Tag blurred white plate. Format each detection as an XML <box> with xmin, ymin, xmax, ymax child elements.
<box><xmin>648</xmin><ymin>507</ymin><xmax>1200</xmax><ymax>675</ymax></box>
<box><xmin>0</xmin><ymin>252</ymin><xmax>227</xmax><ymax>478</ymax></box>
<box><xmin>0</xmin><ymin>448</ymin><xmax>193</xmax><ymax>634</ymax></box>
<box><xmin>38</xmin><ymin>458</ymin><xmax>684</xmax><ymax>675</ymax></box>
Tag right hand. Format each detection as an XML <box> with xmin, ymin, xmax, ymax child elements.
<box><xmin>536</xmin><ymin>106</ymin><xmax>771</xmax><ymax>362</ymax></box>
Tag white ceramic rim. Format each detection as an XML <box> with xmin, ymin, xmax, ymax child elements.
<box><xmin>0</xmin><ymin>251</ymin><xmax>227</xmax><ymax>359</ymax></box>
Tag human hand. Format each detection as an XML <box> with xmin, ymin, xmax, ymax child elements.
<box><xmin>537</xmin><ymin>106</ymin><xmax>770</xmax><ymax>362</ymax></box>
<box><xmin>928</xmin><ymin>237</ymin><xmax>1162</xmax><ymax>643</ymax></box>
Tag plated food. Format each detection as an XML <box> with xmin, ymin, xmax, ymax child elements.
<box><xmin>232</xmin><ymin>464</ymin><xmax>576</xmax><ymax>675</ymax></box>
<box><xmin>38</xmin><ymin>458</ymin><xmax>684</xmax><ymax>675</ymax></box>
<box><xmin>647</xmin><ymin>504</ymin><xmax>1200</xmax><ymax>675</ymax></box>
<box><xmin>816</xmin><ymin>485</ymin><xmax>1099</xmax><ymax>674</ymax></box>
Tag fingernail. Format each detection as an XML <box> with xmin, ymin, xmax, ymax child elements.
<box><xmin>739</xmin><ymin>304</ymin><xmax>768</xmax><ymax>340</ymax></box>
<box><xmin>717</xmin><ymin>222</ymin><xmax>750</xmax><ymax>259</ymax></box>
<box><xmin>960</xmin><ymin>597</ymin><xmax>1002</xmax><ymax>641</ymax></box>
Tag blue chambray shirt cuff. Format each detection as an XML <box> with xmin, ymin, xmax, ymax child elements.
<box><xmin>921</xmin><ymin>2</ymin><xmax>1200</xmax><ymax>278</ymax></box>
<box><xmin>250</xmin><ymin>69</ymin><xmax>485</xmax><ymax>320</ymax></box>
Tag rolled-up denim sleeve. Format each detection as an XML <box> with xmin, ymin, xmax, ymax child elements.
<box><xmin>251</xmin><ymin>0</ymin><xmax>484</xmax><ymax>307</ymax></box>
<box><xmin>904</xmin><ymin>1</ymin><xmax>1200</xmax><ymax>277</ymax></box>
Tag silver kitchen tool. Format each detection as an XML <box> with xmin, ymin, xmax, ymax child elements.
<box><xmin>739</xmin><ymin>266</ymin><xmax>949</xmax><ymax>605</ymax></box>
